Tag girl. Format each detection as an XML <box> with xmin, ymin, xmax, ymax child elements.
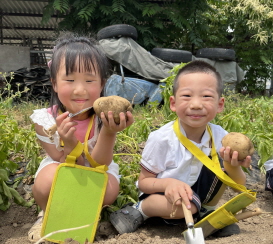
<box><xmin>28</xmin><ymin>33</ymin><xmax>134</xmax><ymax>242</ymax></box>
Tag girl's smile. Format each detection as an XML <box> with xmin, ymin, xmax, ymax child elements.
<box><xmin>73</xmin><ymin>99</ymin><xmax>89</xmax><ymax>103</ymax></box>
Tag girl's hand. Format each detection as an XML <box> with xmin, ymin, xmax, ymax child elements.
<box><xmin>164</xmin><ymin>179</ymin><xmax>193</xmax><ymax>209</ymax></box>
<box><xmin>56</xmin><ymin>111</ymin><xmax>78</xmax><ymax>150</ymax></box>
<box><xmin>100</xmin><ymin>111</ymin><xmax>134</xmax><ymax>134</ymax></box>
<box><xmin>220</xmin><ymin>146</ymin><xmax>252</xmax><ymax>168</ymax></box>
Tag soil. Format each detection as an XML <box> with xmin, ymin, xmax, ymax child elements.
<box><xmin>1</xmin><ymin>158</ymin><xmax>273</xmax><ymax>244</ymax></box>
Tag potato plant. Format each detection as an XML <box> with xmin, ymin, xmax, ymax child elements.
<box><xmin>0</xmin><ymin>73</ymin><xmax>42</xmax><ymax>210</ymax></box>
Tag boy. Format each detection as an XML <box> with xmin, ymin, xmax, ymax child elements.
<box><xmin>110</xmin><ymin>60</ymin><xmax>251</xmax><ymax>236</ymax></box>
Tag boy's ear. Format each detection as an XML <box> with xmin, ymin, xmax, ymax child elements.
<box><xmin>170</xmin><ymin>95</ymin><xmax>176</xmax><ymax>112</ymax></box>
<box><xmin>217</xmin><ymin>97</ymin><xmax>225</xmax><ymax>113</ymax></box>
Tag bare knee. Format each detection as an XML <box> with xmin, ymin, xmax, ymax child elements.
<box><xmin>142</xmin><ymin>194</ymin><xmax>198</xmax><ymax>219</ymax></box>
<box><xmin>32</xmin><ymin>163</ymin><xmax>59</xmax><ymax>211</ymax></box>
<box><xmin>103</xmin><ymin>173</ymin><xmax>119</xmax><ymax>206</ymax></box>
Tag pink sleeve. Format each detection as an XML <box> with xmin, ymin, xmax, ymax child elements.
<box><xmin>47</xmin><ymin>105</ymin><xmax>58</xmax><ymax>115</ymax></box>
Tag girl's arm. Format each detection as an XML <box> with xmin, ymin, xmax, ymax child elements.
<box><xmin>91</xmin><ymin>111</ymin><xmax>133</xmax><ymax>166</ymax></box>
<box><xmin>34</xmin><ymin>123</ymin><xmax>66</xmax><ymax>162</ymax></box>
<box><xmin>35</xmin><ymin>112</ymin><xmax>85</xmax><ymax>165</ymax></box>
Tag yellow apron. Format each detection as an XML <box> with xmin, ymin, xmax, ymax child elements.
<box><xmin>41</xmin><ymin>115</ymin><xmax>108</xmax><ymax>243</ymax></box>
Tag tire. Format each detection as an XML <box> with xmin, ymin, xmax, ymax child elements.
<box><xmin>196</xmin><ymin>48</ymin><xmax>236</xmax><ymax>61</ymax></box>
<box><xmin>97</xmin><ymin>24</ymin><xmax>138</xmax><ymax>40</ymax></box>
<box><xmin>151</xmin><ymin>48</ymin><xmax>192</xmax><ymax>63</ymax></box>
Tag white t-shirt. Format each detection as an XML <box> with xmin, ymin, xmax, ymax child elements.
<box><xmin>140</xmin><ymin>121</ymin><xmax>227</xmax><ymax>186</ymax></box>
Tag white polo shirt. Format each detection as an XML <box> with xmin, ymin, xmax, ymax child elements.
<box><xmin>140</xmin><ymin>121</ymin><xmax>227</xmax><ymax>187</ymax></box>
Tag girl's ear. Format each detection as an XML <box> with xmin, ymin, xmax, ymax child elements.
<box><xmin>170</xmin><ymin>95</ymin><xmax>176</xmax><ymax>112</ymax></box>
<box><xmin>217</xmin><ymin>97</ymin><xmax>225</xmax><ymax>113</ymax></box>
<box><xmin>51</xmin><ymin>79</ymin><xmax>58</xmax><ymax>92</ymax></box>
<box><xmin>100</xmin><ymin>80</ymin><xmax>105</xmax><ymax>93</ymax></box>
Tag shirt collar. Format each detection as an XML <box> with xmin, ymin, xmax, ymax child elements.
<box><xmin>178</xmin><ymin>122</ymin><xmax>211</xmax><ymax>148</ymax></box>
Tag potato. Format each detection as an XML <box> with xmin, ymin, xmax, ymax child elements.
<box><xmin>221</xmin><ymin>132</ymin><xmax>255</xmax><ymax>161</ymax></box>
<box><xmin>93</xmin><ymin>95</ymin><xmax>133</xmax><ymax>124</ymax></box>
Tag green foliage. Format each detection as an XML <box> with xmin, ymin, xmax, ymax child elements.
<box><xmin>0</xmin><ymin>73</ymin><xmax>42</xmax><ymax>210</ymax></box>
<box><xmin>202</xmin><ymin>1</ymin><xmax>273</xmax><ymax>95</ymax></box>
<box><xmin>160</xmin><ymin>62</ymin><xmax>186</xmax><ymax>119</ymax></box>
<box><xmin>53</xmin><ymin>0</ymin><xmax>70</xmax><ymax>13</ymax></box>
<box><xmin>42</xmin><ymin>0</ymin><xmax>213</xmax><ymax>50</ymax></box>
<box><xmin>229</xmin><ymin>0</ymin><xmax>273</xmax><ymax>45</ymax></box>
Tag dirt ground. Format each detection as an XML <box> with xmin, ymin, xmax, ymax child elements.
<box><xmin>1</xmin><ymin>161</ymin><xmax>273</xmax><ymax>244</ymax></box>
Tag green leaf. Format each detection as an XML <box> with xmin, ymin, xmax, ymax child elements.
<box><xmin>2</xmin><ymin>181</ymin><xmax>12</xmax><ymax>199</ymax></box>
<box><xmin>9</xmin><ymin>188</ymin><xmax>34</xmax><ymax>207</ymax></box>
<box><xmin>0</xmin><ymin>169</ymin><xmax>9</xmax><ymax>181</ymax></box>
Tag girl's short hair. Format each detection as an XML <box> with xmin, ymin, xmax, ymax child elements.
<box><xmin>173</xmin><ymin>60</ymin><xmax>223</xmax><ymax>97</ymax></box>
<box><xmin>49</xmin><ymin>32</ymin><xmax>111</xmax><ymax>118</ymax></box>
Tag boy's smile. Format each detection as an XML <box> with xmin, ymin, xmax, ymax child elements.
<box><xmin>170</xmin><ymin>72</ymin><xmax>224</xmax><ymax>140</ymax></box>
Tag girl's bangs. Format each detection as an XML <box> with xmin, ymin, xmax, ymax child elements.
<box><xmin>64</xmin><ymin>46</ymin><xmax>98</xmax><ymax>75</ymax></box>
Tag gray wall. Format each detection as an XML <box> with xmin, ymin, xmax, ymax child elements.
<box><xmin>0</xmin><ymin>45</ymin><xmax>30</xmax><ymax>73</ymax></box>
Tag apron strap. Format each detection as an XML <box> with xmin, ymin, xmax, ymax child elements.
<box><xmin>173</xmin><ymin>119</ymin><xmax>256</xmax><ymax>197</ymax></box>
<box><xmin>64</xmin><ymin>115</ymin><xmax>108</xmax><ymax>171</ymax></box>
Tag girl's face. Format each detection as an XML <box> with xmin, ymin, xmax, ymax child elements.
<box><xmin>53</xmin><ymin>58</ymin><xmax>103</xmax><ymax>120</ymax></box>
<box><xmin>170</xmin><ymin>72</ymin><xmax>224</xmax><ymax>134</ymax></box>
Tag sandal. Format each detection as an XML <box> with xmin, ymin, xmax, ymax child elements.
<box><xmin>109</xmin><ymin>205</ymin><xmax>144</xmax><ymax>234</ymax></box>
<box><xmin>28</xmin><ymin>211</ymin><xmax>44</xmax><ymax>243</ymax></box>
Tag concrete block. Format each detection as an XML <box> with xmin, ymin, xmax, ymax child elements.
<box><xmin>0</xmin><ymin>45</ymin><xmax>30</xmax><ymax>73</ymax></box>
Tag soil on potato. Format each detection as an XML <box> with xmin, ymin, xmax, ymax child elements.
<box><xmin>1</xmin><ymin>161</ymin><xmax>273</xmax><ymax>244</ymax></box>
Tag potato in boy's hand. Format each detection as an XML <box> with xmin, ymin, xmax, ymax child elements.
<box><xmin>93</xmin><ymin>96</ymin><xmax>133</xmax><ymax>124</ymax></box>
<box><xmin>221</xmin><ymin>132</ymin><xmax>255</xmax><ymax>161</ymax></box>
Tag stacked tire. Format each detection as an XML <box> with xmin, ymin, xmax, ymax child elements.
<box><xmin>196</xmin><ymin>48</ymin><xmax>236</xmax><ymax>61</ymax></box>
<box><xmin>151</xmin><ymin>48</ymin><xmax>192</xmax><ymax>63</ymax></box>
<box><xmin>97</xmin><ymin>24</ymin><xmax>138</xmax><ymax>40</ymax></box>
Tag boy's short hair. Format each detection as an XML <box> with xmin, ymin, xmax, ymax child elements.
<box><xmin>173</xmin><ymin>60</ymin><xmax>223</xmax><ymax>97</ymax></box>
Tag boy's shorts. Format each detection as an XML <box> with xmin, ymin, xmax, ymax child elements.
<box><xmin>139</xmin><ymin>160</ymin><xmax>225</xmax><ymax>224</ymax></box>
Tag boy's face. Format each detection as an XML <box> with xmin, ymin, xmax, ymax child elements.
<box><xmin>170</xmin><ymin>72</ymin><xmax>224</xmax><ymax>132</ymax></box>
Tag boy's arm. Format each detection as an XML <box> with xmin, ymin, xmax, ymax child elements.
<box><xmin>138</xmin><ymin>167</ymin><xmax>193</xmax><ymax>209</ymax></box>
<box><xmin>220</xmin><ymin>146</ymin><xmax>251</xmax><ymax>185</ymax></box>
<box><xmin>91</xmin><ymin>111</ymin><xmax>133</xmax><ymax>166</ymax></box>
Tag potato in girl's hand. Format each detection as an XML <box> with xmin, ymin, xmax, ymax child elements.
<box><xmin>93</xmin><ymin>96</ymin><xmax>133</xmax><ymax>124</ymax></box>
<box><xmin>221</xmin><ymin>132</ymin><xmax>255</xmax><ymax>161</ymax></box>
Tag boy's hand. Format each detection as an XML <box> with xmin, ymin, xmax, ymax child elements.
<box><xmin>220</xmin><ymin>146</ymin><xmax>252</xmax><ymax>168</ymax></box>
<box><xmin>100</xmin><ymin>111</ymin><xmax>134</xmax><ymax>134</ymax></box>
<box><xmin>164</xmin><ymin>179</ymin><xmax>193</xmax><ymax>209</ymax></box>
